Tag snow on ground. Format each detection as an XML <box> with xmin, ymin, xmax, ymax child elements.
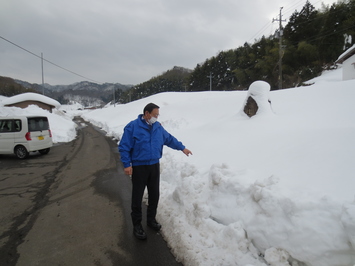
<box><xmin>81</xmin><ymin>68</ymin><xmax>355</xmax><ymax>266</ymax></box>
<box><xmin>1</xmin><ymin>68</ymin><xmax>355</xmax><ymax>265</ymax></box>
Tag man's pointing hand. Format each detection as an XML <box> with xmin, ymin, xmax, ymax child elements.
<box><xmin>182</xmin><ymin>148</ymin><xmax>192</xmax><ymax>156</ymax></box>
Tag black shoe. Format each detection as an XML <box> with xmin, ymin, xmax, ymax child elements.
<box><xmin>133</xmin><ymin>224</ymin><xmax>147</xmax><ymax>240</ymax></box>
<box><xmin>147</xmin><ymin>220</ymin><xmax>162</xmax><ymax>231</ymax></box>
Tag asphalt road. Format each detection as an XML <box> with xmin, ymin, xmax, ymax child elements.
<box><xmin>0</xmin><ymin>117</ymin><xmax>182</xmax><ymax>266</ymax></box>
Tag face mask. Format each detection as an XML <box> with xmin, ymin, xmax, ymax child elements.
<box><xmin>148</xmin><ymin>116</ymin><xmax>157</xmax><ymax>125</ymax></box>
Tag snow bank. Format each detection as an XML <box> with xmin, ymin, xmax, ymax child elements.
<box><xmin>2</xmin><ymin>67</ymin><xmax>355</xmax><ymax>265</ymax></box>
<box><xmin>82</xmin><ymin>68</ymin><xmax>355</xmax><ymax>265</ymax></box>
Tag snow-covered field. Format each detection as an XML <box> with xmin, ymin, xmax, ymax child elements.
<box><xmin>1</xmin><ymin>68</ymin><xmax>354</xmax><ymax>265</ymax></box>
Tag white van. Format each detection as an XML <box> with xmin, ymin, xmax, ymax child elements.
<box><xmin>0</xmin><ymin>116</ymin><xmax>53</xmax><ymax>159</ymax></box>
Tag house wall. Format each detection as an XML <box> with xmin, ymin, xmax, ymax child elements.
<box><xmin>5</xmin><ymin>100</ymin><xmax>53</xmax><ymax>113</ymax></box>
<box><xmin>343</xmin><ymin>54</ymin><xmax>355</xmax><ymax>80</ymax></box>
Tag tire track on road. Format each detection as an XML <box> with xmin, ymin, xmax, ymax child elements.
<box><xmin>0</xmin><ymin>118</ymin><xmax>85</xmax><ymax>266</ymax></box>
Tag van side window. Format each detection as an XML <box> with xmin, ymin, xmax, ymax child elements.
<box><xmin>0</xmin><ymin>120</ymin><xmax>5</xmax><ymax>132</ymax></box>
<box><xmin>7</xmin><ymin>121</ymin><xmax>13</xmax><ymax>131</ymax></box>
<box><xmin>0</xmin><ymin>120</ymin><xmax>12</xmax><ymax>132</ymax></box>
<box><xmin>14</xmin><ymin>120</ymin><xmax>21</xmax><ymax>132</ymax></box>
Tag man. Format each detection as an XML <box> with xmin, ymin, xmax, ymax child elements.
<box><xmin>118</xmin><ymin>103</ymin><xmax>192</xmax><ymax>240</ymax></box>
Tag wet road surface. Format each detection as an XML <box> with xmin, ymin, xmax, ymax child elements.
<box><xmin>0</xmin><ymin>117</ymin><xmax>182</xmax><ymax>266</ymax></box>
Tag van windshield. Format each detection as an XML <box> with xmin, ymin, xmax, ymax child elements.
<box><xmin>28</xmin><ymin>117</ymin><xmax>50</xmax><ymax>132</ymax></box>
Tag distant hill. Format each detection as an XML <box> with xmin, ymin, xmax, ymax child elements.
<box><xmin>12</xmin><ymin>79</ymin><xmax>133</xmax><ymax>107</ymax></box>
<box><xmin>2</xmin><ymin>66</ymin><xmax>193</xmax><ymax>106</ymax></box>
<box><xmin>0</xmin><ymin>76</ymin><xmax>37</xmax><ymax>96</ymax></box>
<box><xmin>126</xmin><ymin>66</ymin><xmax>192</xmax><ymax>102</ymax></box>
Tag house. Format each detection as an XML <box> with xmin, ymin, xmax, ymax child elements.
<box><xmin>2</xmin><ymin>92</ymin><xmax>60</xmax><ymax>113</ymax></box>
<box><xmin>335</xmin><ymin>44</ymin><xmax>355</xmax><ymax>81</ymax></box>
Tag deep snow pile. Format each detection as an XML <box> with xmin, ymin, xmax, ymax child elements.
<box><xmin>82</xmin><ymin>68</ymin><xmax>355</xmax><ymax>266</ymax></box>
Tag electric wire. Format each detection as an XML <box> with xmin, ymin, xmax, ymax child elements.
<box><xmin>0</xmin><ymin>35</ymin><xmax>102</xmax><ymax>84</ymax></box>
<box><xmin>248</xmin><ymin>21</ymin><xmax>274</xmax><ymax>43</ymax></box>
<box><xmin>248</xmin><ymin>0</ymin><xmax>339</xmax><ymax>44</ymax></box>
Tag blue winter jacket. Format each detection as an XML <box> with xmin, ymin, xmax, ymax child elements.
<box><xmin>118</xmin><ymin>114</ymin><xmax>185</xmax><ymax>168</ymax></box>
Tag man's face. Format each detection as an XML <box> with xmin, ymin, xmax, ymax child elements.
<box><xmin>148</xmin><ymin>108</ymin><xmax>160</xmax><ymax>119</ymax></box>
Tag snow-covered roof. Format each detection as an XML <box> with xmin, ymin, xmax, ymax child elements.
<box><xmin>2</xmin><ymin>92</ymin><xmax>61</xmax><ymax>108</ymax></box>
<box><xmin>335</xmin><ymin>44</ymin><xmax>355</xmax><ymax>64</ymax></box>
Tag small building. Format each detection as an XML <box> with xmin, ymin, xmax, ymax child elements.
<box><xmin>2</xmin><ymin>92</ymin><xmax>60</xmax><ymax>113</ymax></box>
<box><xmin>335</xmin><ymin>44</ymin><xmax>355</xmax><ymax>81</ymax></box>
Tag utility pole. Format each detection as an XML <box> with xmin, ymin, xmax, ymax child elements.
<box><xmin>113</xmin><ymin>87</ymin><xmax>115</xmax><ymax>107</ymax></box>
<box><xmin>207</xmin><ymin>72</ymin><xmax>213</xmax><ymax>91</ymax></box>
<box><xmin>273</xmin><ymin>7</ymin><xmax>286</xmax><ymax>90</ymax></box>
<box><xmin>41</xmin><ymin>53</ymin><xmax>45</xmax><ymax>95</ymax></box>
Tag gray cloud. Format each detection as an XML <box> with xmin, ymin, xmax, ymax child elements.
<box><xmin>0</xmin><ymin>0</ymin><xmax>335</xmax><ymax>85</ymax></box>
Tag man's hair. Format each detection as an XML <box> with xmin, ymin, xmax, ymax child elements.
<box><xmin>143</xmin><ymin>103</ymin><xmax>160</xmax><ymax>114</ymax></box>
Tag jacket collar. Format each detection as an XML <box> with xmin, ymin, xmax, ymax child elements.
<box><xmin>138</xmin><ymin>114</ymin><xmax>151</xmax><ymax>129</ymax></box>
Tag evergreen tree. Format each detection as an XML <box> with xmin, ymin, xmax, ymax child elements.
<box><xmin>318</xmin><ymin>1</ymin><xmax>355</xmax><ymax>63</ymax></box>
<box><xmin>284</xmin><ymin>1</ymin><xmax>319</xmax><ymax>46</ymax></box>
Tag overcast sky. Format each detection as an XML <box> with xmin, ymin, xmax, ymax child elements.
<box><xmin>1</xmin><ymin>0</ymin><xmax>336</xmax><ymax>86</ymax></box>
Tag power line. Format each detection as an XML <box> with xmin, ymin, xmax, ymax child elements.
<box><xmin>304</xmin><ymin>24</ymin><xmax>355</xmax><ymax>43</ymax></box>
<box><xmin>248</xmin><ymin>0</ymin><xmax>336</xmax><ymax>44</ymax></box>
<box><xmin>0</xmin><ymin>35</ymin><xmax>102</xmax><ymax>84</ymax></box>
<box><xmin>283</xmin><ymin>0</ymin><xmax>307</xmax><ymax>16</ymax></box>
<box><xmin>246</xmin><ymin>2</ymin><xmax>302</xmax><ymax>44</ymax></box>
<box><xmin>248</xmin><ymin>21</ymin><xmax>274</xmax><ymax>43</ymax></box>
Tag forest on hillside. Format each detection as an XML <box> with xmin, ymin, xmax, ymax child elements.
<box><xmin>0</xmin><ymin>76</ymin><xmax>36</xmax><ymax>96</ymax></box>
<box><xmin>122</xmin><ymin>0</ymin><xmax>355</xmax><ymax>103</ymax></box>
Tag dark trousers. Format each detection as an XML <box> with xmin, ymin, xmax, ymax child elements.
<box><xmin>131</xmin><ymin>163</ymin><xmax>160</xmax><ymax>226</ymax></box>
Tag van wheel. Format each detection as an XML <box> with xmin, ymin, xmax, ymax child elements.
<box><xmin>39</xmin><ymin>148</ymin><xmax>50</xmax><ymax>155</ymax></box>
<box><xmin>15</xmin><ymin>146</ymin><xmax>29</xmax><ymax>159</ymax></box>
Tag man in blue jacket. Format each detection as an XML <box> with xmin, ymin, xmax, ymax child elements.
<box><xmin>118</xmin><ymin>103</ymin><xmax>192</xmax><ymax>240</ymax></box>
